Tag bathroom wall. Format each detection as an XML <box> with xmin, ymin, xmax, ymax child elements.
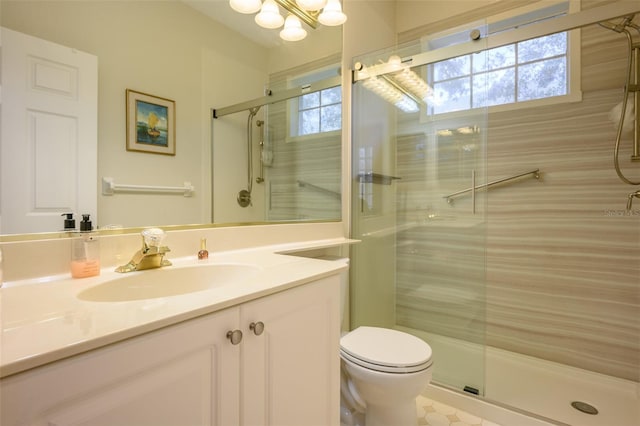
<box><xmin>392</xmin><ymin>0</ymin><xmax>640</xmax><ymax>381</ymax></box>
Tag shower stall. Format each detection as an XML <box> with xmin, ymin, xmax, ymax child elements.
<box><xmin>211</xmin><ymin>58</ymin><xmax>342</xmax><ymax>224</ymax></box>
<box><xmin>349</xmin><ymin>3</ymin><xmax>639</xmax><ymax>425</ymax></box>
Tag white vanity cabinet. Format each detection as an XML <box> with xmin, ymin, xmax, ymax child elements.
<box><xmin>0</xmin><ymin>275</ymin><xmax>340</xmax><ymax>426</ymax></box>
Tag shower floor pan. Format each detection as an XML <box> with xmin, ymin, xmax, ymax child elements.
<box><xmin>397</xmin><ymin>327</ymin><xmax>639</xmax><ymax>426</ymax></box>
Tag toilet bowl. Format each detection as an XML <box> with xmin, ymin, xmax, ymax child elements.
<box><xmin>340</xmin><ymin>326</ymin><xmax>433</xmax><ymax>426</ymax></box>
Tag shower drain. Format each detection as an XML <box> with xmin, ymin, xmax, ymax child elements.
<box><xmin>571</xmin><ymin>401</ymin><xmax>598</xmax><ymax>415</ymax></box>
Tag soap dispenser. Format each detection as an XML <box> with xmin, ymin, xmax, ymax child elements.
<box><xmin>71</xmin><ymin>214</ymin><xmax>100</xmax><ymax>278</ymax></box>
<box><xmin>61</xmin><ymin>213</ymin><xmax>76</xmax><ymax>231</ymax></box>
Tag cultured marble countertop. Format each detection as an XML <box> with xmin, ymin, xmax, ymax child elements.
<box><xmin>0</xmin><ymin>239</ymin><xmax>351</xmax><ymax>379</ymax></box>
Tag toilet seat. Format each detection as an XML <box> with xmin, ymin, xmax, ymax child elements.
<box><xmin>340</xmin><ymin>327</ymin><xmax>432</xmax><ymax>374</ymax></box>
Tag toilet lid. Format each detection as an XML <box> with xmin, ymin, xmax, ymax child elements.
<box><xmin>340</xmin><ymin>327</ymin><xmax>432</xmax><ymax>373</ymax></box>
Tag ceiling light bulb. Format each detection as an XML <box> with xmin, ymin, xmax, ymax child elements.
<box><xmin>255</xmin><ymin>0</ymin><xmax>284</xmax><ymax>28</ymax></box>
<box><xmin>388</xmin><ymin>55</ymin><xmax>403</xmax><ymax>71</ymax></box>
<box><xmin>318</xmin><ymin>0</ymin><xmax>346</xmax><ymax>26</ymax></box>
<box><xmin>295</xmin><ymin>0</ymin><xmax>327</xmax><ymax>11</ymax></box>
<box><xmin>280</xmin><ymin>14</ymin><xmax>307</xmax><ymax>41</ymax></box>
<box><xmin>229</xmin><ymin>0</ymin><xmax>262</xmax><ymax>14</ymax></box>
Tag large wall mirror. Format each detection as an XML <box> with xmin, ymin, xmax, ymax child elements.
<box><xmin>0</xmin><ymin>0</ymin><xmax>343</xmax><ymax>238</ymax></box>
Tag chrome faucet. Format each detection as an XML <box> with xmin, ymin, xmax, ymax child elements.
<box><xmin>115</xmin><ymin>228</ymin><xmax>172</xmax><ymax>273</ymax></box>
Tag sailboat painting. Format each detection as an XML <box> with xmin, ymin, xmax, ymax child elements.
<box><xmin>126</xmin><ymin>89</ymin><xmax>176</xmax><ymax>155</ymax></box>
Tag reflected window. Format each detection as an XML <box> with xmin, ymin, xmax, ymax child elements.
<box><xmin>288</xmin><ymin>65</ymin><xmax>342</xmax><ymax>139</ymax></box>
<box><xmin>297</xmin><ymin>86</ymin><xmax>342</xmax><ymax>135</ymax></box>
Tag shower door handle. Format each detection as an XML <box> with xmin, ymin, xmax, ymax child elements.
<box><xmin>471</xmin><ymin>170</ymin><xmax>476</xmax><ymax>215</ymax></box>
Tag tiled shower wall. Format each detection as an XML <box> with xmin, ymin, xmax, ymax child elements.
<box><xmin>396</xmin><ymin>17</ymin><xmax>640</xmax><ymax>381</ymax></box>
<box><xmin>264</xmin><ymin>56</ymin><xmax>342</xmax><ymax>222</ymax></box>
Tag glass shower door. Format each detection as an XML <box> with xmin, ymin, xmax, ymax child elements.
<box><xmin>350</xmin><ymin>39</ymin><xmax>489</xmax><ymax>395</ymax></box>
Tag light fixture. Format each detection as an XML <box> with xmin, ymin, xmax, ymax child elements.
<box><xmin>295</xmin><ymin>0</ymin><xmax>327</xmax><ymax>11</ymax></box>
<box><xmin>228</xmin><ymin>0</ymin><xmax>346</xmax><ymax>41</ymax></box>
<box><xmin>358</xmin><ymin>56</ymin><xmax>435</xmax><ymax>112</ymax></box>
<box><xmin>230</xmin><ymin>0</ymin><xmax>262</xmax><ymax>14</ymax></box>
<box><xmin>255</xmin><ymin>0</ymin><xmax>284</xmax><ymax>28</ymax></box>
<box><xmin>318</xmin><ymin>0</ymin><xmax>347</xmax><ymax>26</ymax></box>
<box><xmin>362</xmin><ymin>76</ymin><xmax>419</xmax><ymax>113</ymax></box>
<box><xmin>392</xmin><ymin>68</ymin><xmax>433</xmax><ymax>102</ymax></box>
<box><xmin>280</xmin><ymin>14</ymin><xmax>308</xmax><ymax>41</ymax></box>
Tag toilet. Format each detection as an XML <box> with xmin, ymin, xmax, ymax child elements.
<box><xmin>339</xmin><ymin>263</ymin><xmax>433</xmax><ymax>426</ymax></box>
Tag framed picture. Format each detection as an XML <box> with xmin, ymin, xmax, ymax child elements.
<box><xmin>126</xmin><ymin>89</ymin><xmax>175</xmax><ymax>155</ymax></box>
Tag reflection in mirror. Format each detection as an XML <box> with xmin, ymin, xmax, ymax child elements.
<box><xmin>213</xmin><ymin>57</ymin><xmax>342</xmax><ymax>223</ymax></box>
<box><xmin>0</xmin><ymin>0</ymin><xmax>342</xmax><ymax>238</ymax></box>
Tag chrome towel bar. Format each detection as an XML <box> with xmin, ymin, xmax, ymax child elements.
<box><xmin>444</xmin><ymin>169</ymin><xmax>540</xmax><ymax>204</ymax></box>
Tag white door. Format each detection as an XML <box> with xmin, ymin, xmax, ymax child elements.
<box><xmin>0</xmin><ymin>27</ymin><xmax>97</xmax><ymax>234</ymax></box>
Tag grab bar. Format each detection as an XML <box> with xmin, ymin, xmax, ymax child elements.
<box><xmin>444</xmin><ymin>169</ymin><xmax>540</xmax><ymax>204</ymax></box>
<box><xmin>297</xmin><ymin>180</ymin><xmax>341</xmax><ymax>200</ymax></box>
<box><xmin>102</xmin><ymin>177</ymin><xmax>194</xmax><ymax>197</ymax></box>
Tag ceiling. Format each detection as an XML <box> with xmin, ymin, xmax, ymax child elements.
<box><xmin>182</xmin><ymin>0</ymin><xmax>285</xmax><ymax>47</ymax></box>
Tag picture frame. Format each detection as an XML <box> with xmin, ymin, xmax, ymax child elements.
<box><xmin>126</xmin><ymin>89</ymin><xmax>176</xmax><ymax>155</ymax></box>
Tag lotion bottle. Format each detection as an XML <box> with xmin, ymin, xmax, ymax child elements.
<box><xmin>71</xmin><ymin>214</ymin><xmax>100</xmax><ymax>278</ymax></box>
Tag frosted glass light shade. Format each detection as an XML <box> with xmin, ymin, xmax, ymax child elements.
<box><xmin>255</xmin><ymin>0</ymin><xmax>284</xmax><ymax>28</ymax></box>
<box><xmin>295</xmin><ymin>0</ymin><xmax>327</xmax><ymax>11</ymax></box>
<box><xmin>318</xmin><ymin>0</ymin><xmax>346</xmax><ymax>26</ymax></box>
<box><xmin>280</xmin><ymin>14</ymin><xmax>307</xmax><ymax>41</ymax></box>
<box><xmin>229</xmin><ymin>0</ymin><xmax>262</xmax><ymax>14</ymax></box>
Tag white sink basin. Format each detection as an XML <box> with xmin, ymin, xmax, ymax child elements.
<box><xmin>77</xmin><ymin>263</ymin><xmax>260</xmax><ymax>302</ymax></box>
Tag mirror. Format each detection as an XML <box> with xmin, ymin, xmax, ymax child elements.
<box><xmin>0</xmin><ymin>0</ymin><xmax>342</xmax><ymax>238</ymax></box>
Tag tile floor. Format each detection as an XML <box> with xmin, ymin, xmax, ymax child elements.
<box><xmin>417</xmin><ymin>395</ymin><xmax>502</xmax><ymax>426</ymax></box>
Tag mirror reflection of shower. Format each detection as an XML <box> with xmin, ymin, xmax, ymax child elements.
<box><xmin>256</xmin><ymin>119</ymin><xmax>265</xmax><ymax>184</ymax></box>
<box><xmin>237</xmin><ymin>106</ymin><xmax>261</xmax><ymax>207</ymax></box>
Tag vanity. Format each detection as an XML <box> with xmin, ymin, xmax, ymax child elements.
<box><xmin>0</xmin><ymin>242</ymin><xmax>348</xmax><ymax>426</ymax></box>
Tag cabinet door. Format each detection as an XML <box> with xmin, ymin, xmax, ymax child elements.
<box><xmin>240</xmin><ymin>276</ymin><xmax>340</xmax><ymax>426</ymax></box>
<box><xmin>0</xmin><ymin>308</ymin><xmax>240</xmax><ymax>426</ymax></box>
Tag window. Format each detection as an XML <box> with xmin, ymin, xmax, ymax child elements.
<box><xmin>424</xmin><ymin>1</ymin><xmax>580</xmax><ymax>115</ymax></box>
<box><xmin>287</xmin><ymin>65</ymin><xmax>342</xmax><ymax>139</ymax></box>
<box><xmin>297</xmin><ymin>86</ymin><xmax>342</xmax><ymax>136</ymax></box>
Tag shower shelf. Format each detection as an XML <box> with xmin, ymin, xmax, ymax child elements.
<box><xmin>444</xmin><ymin>169</ymin><xmax>540</xmax><ymax>203</ymax></box>
<box><xmin>102</xmin><ymin>177</ymin><xmax>194</xmax><ymax>197</ymax></box>
<box><xmin>297</xmin><ymin>180</ymin><xmax>341</xmax><ymax>200</ymax></box>
<box><xmin>358</xmin><ymin>173</ymin><xmax>401</xmax><ymax>185</ymax></box>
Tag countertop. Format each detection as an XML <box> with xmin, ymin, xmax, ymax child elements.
<box><xmin>0</xmin><ymin>239</ymin><xmax>352</xmax><ymax>378</ymax></box>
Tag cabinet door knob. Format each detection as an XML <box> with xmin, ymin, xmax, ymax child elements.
<box><xmin>226</xmin><ymin>329</ymin><xmax>243</xmax><ymax>345</ymax></box>
<box><xmin>249</xmin><ymin>321</ymin><xmax>265</xmax><ymax>336</ymax></box>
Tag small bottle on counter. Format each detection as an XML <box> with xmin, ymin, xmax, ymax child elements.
<box><xmin>198</xmin><ymin>238</ymin><xmax>209</xmax><ymax>260</ymax></box>
<box><xmin>71</xmin><ymin>214</ymin><xmax>100</xmax><ymax>278</ymax></box>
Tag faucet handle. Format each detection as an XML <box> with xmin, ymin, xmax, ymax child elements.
<box><xmin>141</xmin><ymin>228</ymin><xmax>166</xmax><ymax>248</ymax></box>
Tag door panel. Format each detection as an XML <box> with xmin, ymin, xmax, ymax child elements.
<box><xmin>1</xmin><ymin>27</ymin><xmax>97</xmax><ymax>234</ymax></box>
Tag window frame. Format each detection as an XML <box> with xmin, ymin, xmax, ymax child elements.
<box><xmin>285</xmin><ymin>64</ymin><xmax>342</xmax><ymax>143</ymax></box>
<box><xmin>420</xmin><ymin>0</ymin><xmax>581</xmax><ymax>119</ymax></box>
